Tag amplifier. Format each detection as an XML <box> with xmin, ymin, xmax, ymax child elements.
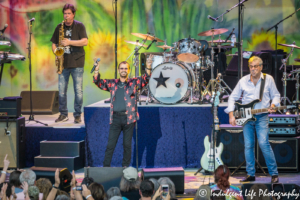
<box><xmin>0</xmin><ymin>97</ymin><xmax>22</xmax><ymax>118</ymax></box>
<box><xmin>269</xmin><ymin>126</ymin><xmax>299</xmax><ymax>137</ymax></box>
<box><xmin>268</xmin><ymin>114</ymin><xmax>298</xmax><ymax>126</ymax></box>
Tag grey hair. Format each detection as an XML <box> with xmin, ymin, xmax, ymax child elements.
<box><xmin>149</xmin><ymin>178</ymin><xmax>160</xmax><ymax>192</ymax></box>
<box><xmin>55</xmin><ymin>195</ymin><xmax>70</xmax><ymax>200</ymax></box>
<box><xmin>158</xmin><ymin>177</ymin><xmax>176</xmax><ymax>199</ymax></box>
<box><xmin>28</xmin><ymin>186</ymin><xmax>40</xmax><ymax>200</ymax></box>
<box><xmin>109</xmin><ymin>197</ymin><xmax>123</xmax><ymax>200</ymax></box>
<box><xmin>120</xmin><ymin>175</ymin><xmax>141</xmax><ymax>192</ymax></box>
<box><xmin>106</xmin><ymin>187</ymin><xmax>122</xmax><ymax>199</ymax></box>
<box><xmin>20</xmin><ymin>169</ymin><xmax>36</xmax><ymax>186</ymax></box>
<box><xmin>149</xmin><ymin>178</ymin><xmax>160</xmax><ymax>200</ymax></box>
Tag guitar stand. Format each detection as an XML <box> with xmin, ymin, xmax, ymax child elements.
<box><xmin>231</xmin><ymin>158</ymin><xmax>267</xmax><ymax>176</ymax></box>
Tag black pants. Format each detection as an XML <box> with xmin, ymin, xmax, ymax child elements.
<box><xmin>103</xmin><ymin>114</ymin><xmax>135</xmax><ymax>167</ymax></box>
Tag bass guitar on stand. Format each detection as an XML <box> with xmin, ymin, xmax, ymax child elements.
<box><xmin>195</xmin><ymin>91</ymin><xmax>224</xmax><ymax>175</ymax></box>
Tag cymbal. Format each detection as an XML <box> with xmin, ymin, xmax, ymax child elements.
<box><xmin>156</xmin><ymin>44</ymin><xmax>172</xmax><ymax>50</ymax></box>
<box><xmin>198</xmin><ymin>28</ymin><xmax>228</xmax><ymax>36</ymax></box>
<box><xmin>209</xmin><ymin>39</ymin><xmax>230</xmax><ymax>43</ymax></box>
<box><xmin>294</xmin><ymin>58</ymin><xmax>300</xmax><ymax>62</ymax></box>
<box><xmin>125</xmin><ymin>40</ymin><xmax>147</xmax><ymax>47</ymax></box>
<box><xmin>278</xmin><ymin>43</ymin><xmax>300</xmax><ymax>49</ymax></box>
<box><xmin>131</xmin><ymin>33</ymin><xmax>164</xmax><ymax>42</ymax></box>
<box><xmin>177</xmin><ymin>53</ymin><xmax>199</xmax><ymax>63</ymax></box>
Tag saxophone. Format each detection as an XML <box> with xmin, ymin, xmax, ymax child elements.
<box><xmin>54</xmin><ymin>20</ymin><xmax>66</xmax><ymax>74</ymax></box>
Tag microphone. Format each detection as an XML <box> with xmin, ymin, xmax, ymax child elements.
<box><xmin>207</xmin><ymin>15</ymin><xmax>218</xmax><ymax>22</ymax></box>
<box><xmin>28</xmin><ymin>18</ymin><xmax>35</xmax><ymax>22</ymax></box>
<box><xmin>0</xmin><ymin>24</ymin><xmax>8</xmax><ymax>34</ymax></box>
<box><xmin>91</xmin><ymin>58</ymin><xmax>101</xmax><ymax>73</ymax></box>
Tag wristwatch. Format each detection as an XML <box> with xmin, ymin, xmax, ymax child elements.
<box><xmin>53</xmin><ymin>184</ymin><xmax>59</xmax><ymax>189</ymax></box>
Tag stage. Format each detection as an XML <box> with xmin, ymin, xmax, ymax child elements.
<box><xmin>23</xmin><ymin>100</ymin><xmax>229</xmax><ymax>168</ymax></box>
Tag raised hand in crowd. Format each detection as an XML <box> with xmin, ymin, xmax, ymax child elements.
<box><xmin>162</xmin><ymin>191</ymin><xmax>171</xmax><ymax>200</ymax></box>
<box><xmin>46</xmin><ymin>169</ymin><xmax>60</xmax><ymax>200</ymax></box>
<box><xmin>70</xmin><ymin>188</ymin><xmax>75</xmax><ymax>200</ymax></box>
<box><xmin>71</xmin><ymin>170</ymin><xmax>84</xmax><ymax>200</ymax></box>
<box><xmin>11</xmin><ymin>185</ymin><xmax>17</xmax><ymax>200</ymax></box>
<box><xmin>21</xmin><ymin>181</ymin><xmax>29</xmax><ymax>200</ymax></box>
<box><xmin>152</xmin><ymin>186</ymin><xmax>162</xmax><ymax>200</ymax></box>
<box><xmin>0</xmin><ymin>154</ymin><xmax>10</xmax><ymax>184</ymax></box>
<box><xmin>54</xmin><ymin>168</ymin><xmax>60</xmax><ymax>188</ymax></box>
<box><xmin>0</xmin><ymin>182</ymin><xmax>8</xmax><ymax>200</ymax></box>
<box><xmin>82</xmin><ymin>185</ymin><xmax>94</xmax><ymax>200</ymax></box>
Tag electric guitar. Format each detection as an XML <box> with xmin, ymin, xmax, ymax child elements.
<box><xmin>200</xmin><ymin>91</ymin><xmax>224</xmax><ymax>172</ymax></box>
<box><xmin>234</xmin><ymin>99</ymin><xmax>296</xmax><ymax>126</ymax></box>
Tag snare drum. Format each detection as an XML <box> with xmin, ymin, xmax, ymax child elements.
<box><xmin>149</xmin><ymin>62</ymin><xmax>195</xmax><ymax>104</ymax></box>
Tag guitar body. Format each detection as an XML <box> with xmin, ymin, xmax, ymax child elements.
<box><xmin>234</xmin><ymin>99</ymin><xmax>260</xmax><ymax>126</ymax></box>
<box><xmin>200</xmin><ymin>135</ymin><xmax>224</xmax><ymax>172</ymax></box>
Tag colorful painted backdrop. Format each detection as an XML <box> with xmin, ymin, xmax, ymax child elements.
<box><xmin>0</xmin><ymin>0</ymin><xmax>299</xmax><ymax>112</ymax></box>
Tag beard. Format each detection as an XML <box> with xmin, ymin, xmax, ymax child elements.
<box><xmin>120</xmin><ymin>72</ymin><xmax>128</xmax><ymax>78</ymax></box>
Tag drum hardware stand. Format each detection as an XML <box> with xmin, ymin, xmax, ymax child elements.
<box><xmin>267</xmin><ymin>8</ymin><xmax>300</xmax><ymax>84</ymax></box>
<box><xmin>288</xmin><ymin>70</ymin><xmax>300</xmax><ymax>105</ymax></box>
<box><xmin>279</xmin><ymin>43</ymin><xmax>294</xmax><ymax>109</ymax></box>
<box><xmin>216</xmin><ymin>73</ymin><xmax>233</xmax><ymax>100</ymax></box>
<box><xmin>26</xmin><ymin>20</ymin><xmax>47</xmax><ymax>126</ymax></box>
<box><xmin>208</xmin><ymin>0</ymin><xmax>248</xmax><ymax>79</ymax></box>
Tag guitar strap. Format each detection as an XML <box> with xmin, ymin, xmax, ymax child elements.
<box><xmin>259</xmin><ymin>74</ymin><xmax>266</xmax><ymax>101</ymax></box>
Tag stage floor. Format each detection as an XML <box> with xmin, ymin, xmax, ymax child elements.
<box><xmin>23</xmin><ymin>113</ymin><xmax>85</xmax><ymax>128</ymax></box>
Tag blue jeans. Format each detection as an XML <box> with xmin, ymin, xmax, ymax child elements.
<box><xmin>243</xmin><ymin>113</ymin><xmax>278</xmax><ymax>176</ymax></box>
<box><xmin>58</xmin><ymin>68</ymin><xmax>84</xmax><ymax>117</ymax></box>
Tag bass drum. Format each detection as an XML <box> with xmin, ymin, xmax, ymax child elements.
<box><xmin>149</xmin><ymin>62</ymin><xmax>195</xmax><ymax>104</ymax></box>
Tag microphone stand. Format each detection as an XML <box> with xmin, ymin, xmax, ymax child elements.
<box><xmin>267</xmin><ymin>8</ymin><xmax>300</xmax><ymax>84</ymax></box>
<box><xmin>208</xmin><ymin>0</ymin><xmax>248</xmax><ymax>79</ymax></box>
<box><xmin>27</xmin><ymin>20</ymin><xmax>47</xmax><ymax>126</ymax></box>
<box><xmin>114</xmin><ymin>0</ymin><xmax>118</xmax><ymax>79</ymax></box>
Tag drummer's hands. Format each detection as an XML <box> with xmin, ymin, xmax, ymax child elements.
<box><xmin>146</xmin><ymin>54</ymin><xmax>154</xmax><ymax>69</ymax></box>
<box><xmin>229</xmin><ymin>112</ymin><xmax>236</xmax><ymax>126</ymax></box>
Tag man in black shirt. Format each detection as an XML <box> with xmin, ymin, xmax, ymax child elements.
<box><xmin>50</xmin><ymin>3</ymin><xmax>88</xmax><ymax>123</ymax></box>
<box><xmin>93</xmin><ymin>55</ymin><xmax>153</xmax><ymax>167</ymax></box>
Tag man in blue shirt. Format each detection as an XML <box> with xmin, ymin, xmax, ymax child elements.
<box><xmin>225</xmin><ymin>56</ymin><xmax>280</xmax><ymax>183</ymax></box>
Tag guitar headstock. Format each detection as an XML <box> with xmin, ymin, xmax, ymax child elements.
<box><xmin>287</xmin><ymin>105</ymin><xmax>297</xmax><ymax>109</ymax></box>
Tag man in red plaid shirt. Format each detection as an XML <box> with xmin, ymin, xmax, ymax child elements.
<box><xmin>93</xmin><ymin>55</ymin><xmax>153</xmax><ymax>167</ymax></box>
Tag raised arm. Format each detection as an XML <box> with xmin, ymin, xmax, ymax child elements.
<box><xmin>92</xmin><ymin>60</ymin><xmax>113</xmax><ymax>92</ymax></box>
<box><xmin>46</xmin><ymin>169</ymin><xmax>60</xmax><ymax>200</ymax></box>
<box><xmin>0</xmin><ymin>155</ymin><xmax>9</xmax><ymax>184</ymax></box>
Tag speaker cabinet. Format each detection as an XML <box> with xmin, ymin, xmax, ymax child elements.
<box><xmin>141</xmin><ymin>167</ymin><xmax>184</xmax><ymax>194</ymax></box>
<box><xmin>0</xmin><ymin>117</ymin><xmax>26</xmax><ymax>169</ymax></box>
<box><xmin>226</xmin><ymin>51</ymin><xmax>273</xmax><ymax>76</ymax></box>
<box><xmin>218</xmin><ymin>125</ymin><xmax>246</xmax><ymax>169</ymax></box>
<box><xmin>84</xmin><ymin>167</ymin><xmax>124</xmax><ymax>191</ymax></box>
<box><xmin>257</xmin><ymin>137</ymin><xmax>300</xmax><ymax>172</ymax></box>
<box><xmin>20</xmin><ymin>91</ymin><xmax>59</xmax><ymax>115</ymax></box>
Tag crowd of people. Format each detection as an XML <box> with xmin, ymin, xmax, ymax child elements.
<box><xmin>0</xmin><ymin>156</ymin><xmax>176</xmax><ymax>200</ymax></box>
<box><xmin>0</xmin><ymin>155</ymin><xmax>292</xmax><ymax>200</ymax></box>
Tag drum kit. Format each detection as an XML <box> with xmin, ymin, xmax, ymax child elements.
<box><xmin>278</xmin><ymin>42</ymin><xmax>300</xmax><ymax>109</ymax></box>
<box><xmin>126</xmin><ymin>28</ymin><xmax>233</xmax><ymax>104</ymax></box>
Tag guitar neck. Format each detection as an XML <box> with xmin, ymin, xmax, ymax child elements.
<box><xmin>251</xmin><ymin>106</ymin><xmax>287</xmax><ymax>114</ymax></box>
